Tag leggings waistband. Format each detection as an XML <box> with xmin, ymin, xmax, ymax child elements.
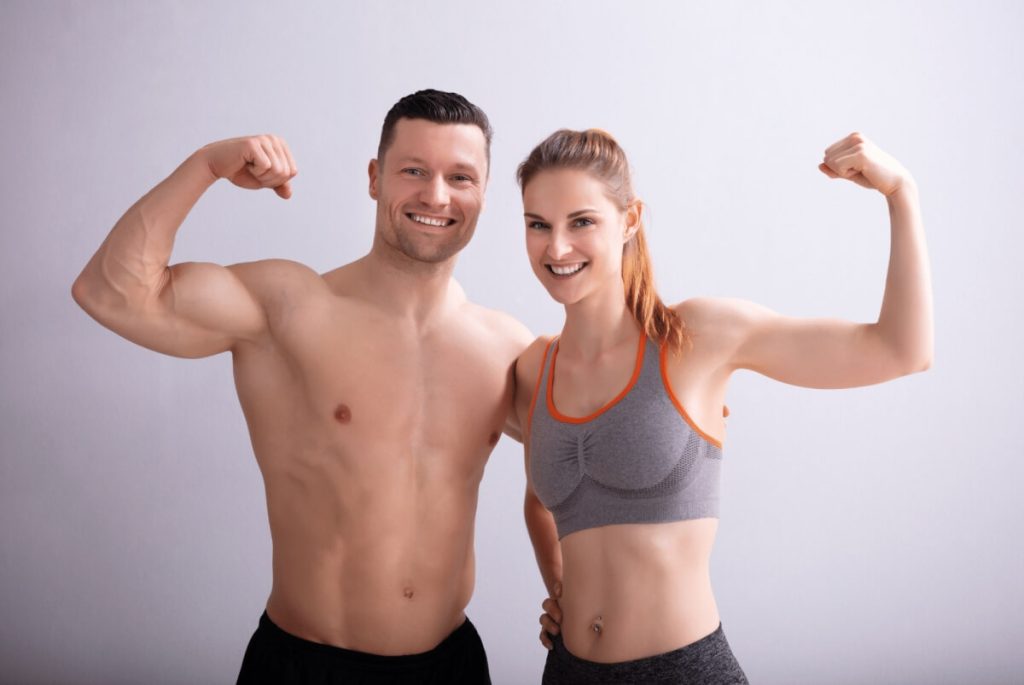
<box><xmin>544</xmin><ymin>623</ymin><xmax>748</xmax><ymax>684</ymax></box>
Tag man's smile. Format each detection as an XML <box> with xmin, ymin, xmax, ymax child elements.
<box><xmin>407</xmin><ymin>212</ymin><xmax>455</xmax><ymax>227</ymax></box>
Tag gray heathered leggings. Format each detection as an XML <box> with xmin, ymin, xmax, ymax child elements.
<box><xmin>542</xmin><ymin>623</ymin><xmax>748</xmax><ymax>684</ymax></box>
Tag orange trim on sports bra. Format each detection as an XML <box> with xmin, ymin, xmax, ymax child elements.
<box><xmin>525</xmin><ymin>338</ymin><xmax>556</xmax><ymax>438</ymax></box>
<box><xmin>658</xmin><ymin>344</ymin><xmax>725</xmax><ymax>449</ymax></box>
<box><xmin>547</xmin><ymin>332</ymin><xmax>647</xmax><ymax>424</ymax></box>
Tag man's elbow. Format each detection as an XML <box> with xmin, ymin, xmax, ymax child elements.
<box><xmin>71</xmin><ymin>271</ymin><xmax>98</xmax><ymax>314</ymax></box>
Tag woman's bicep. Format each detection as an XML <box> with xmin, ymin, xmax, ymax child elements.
<box><xmin>729</xmin><ymin>299</ymin><xmax>910</xmax><ymax>389</ymax></box>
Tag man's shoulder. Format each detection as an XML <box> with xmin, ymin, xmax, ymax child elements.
<box><xmin>227</xmin><ymin>258</ymin><xmax>323</xmax><ymax>283</ymax></box>
<box><xmin>463</xmin><ymin>302</ymin><xmax>533</xmax><ymax>351</ymax></box>
<box><xmin>226</xmin><ymin>258</ymin><xmax>333</xmax><ymax>305</ymax></box>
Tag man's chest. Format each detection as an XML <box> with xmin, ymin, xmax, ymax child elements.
<box><xmin>267</xmin><ymin>308</ymin><xmax>513</xmax><ymax>447</ymax></box>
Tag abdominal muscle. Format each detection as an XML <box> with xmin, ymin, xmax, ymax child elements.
<box><xmin>558</xmin><ymin>518</ymin><xmax>721</xmax><ymax>663</ymax></box>
<box><xmin>259</xmin><ymin>466</ymin><xmax>478</xmax><ymax>656</ymax></box>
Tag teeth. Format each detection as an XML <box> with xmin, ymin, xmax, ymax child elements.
<box><xmin>551</xmin><ymin>263</ymin><xmax>585</xmax><ymax>276</ymax></box>
<box><xmin>411</xmin><ymin>214</ymin><xmax>450</xmax><ymax>227</ymax></box>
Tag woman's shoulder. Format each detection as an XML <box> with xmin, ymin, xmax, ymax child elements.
<box><xmin>671</xmin><ymin>296</ymin><xmax>766</xmax><ymax>354</ymax></box>
<box><xmin>673</xmin><ymin>295</ymin><xmax>770</xmax><ymax>327</ymax></box>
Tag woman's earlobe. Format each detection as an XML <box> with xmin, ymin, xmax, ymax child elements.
<box><xmin>623</xmin><ymin>202</ymin><xmax>643</xmax><ymax>242</ymax></box>
<box><xmin>624</xmin><ymin>217</ymin><xmax>641</xmax><ymax>243</ymax></box>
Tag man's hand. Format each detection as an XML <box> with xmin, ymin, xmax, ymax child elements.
<box><xmin>538</xmin><ymin>581</ymin><xmax>562</xmax><ymax>650</ymax></box>
<box><xmin>818</xmin><ymin>132</ymin><xmax>913</xmax><ymax>197</ymax></box>
<box><xmin>198</xmin><ymin>135</ymin><xmax>298</xmax><ymax>199</ymax></box>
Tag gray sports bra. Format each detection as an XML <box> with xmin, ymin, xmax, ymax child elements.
<box><xmin>527</xmin><ymin>333</ymin><xmax>725</xmax><ymax>540</ymax></box>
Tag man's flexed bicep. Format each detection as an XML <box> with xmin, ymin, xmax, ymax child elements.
<box><xmin>83</xmin><ymin>259</ymin><xmax>269</xmax><ymax>358</ymax></box>
<box><xmin>72</xmin><ymin>134</ymin><xmax>297</xmax><ymax>358</ymax></box>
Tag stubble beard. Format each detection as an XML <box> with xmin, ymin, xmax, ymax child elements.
<box><xmin>388</xmin><ymin>217</ymin><xmax>475</xmax><ymax>265</ymax></box>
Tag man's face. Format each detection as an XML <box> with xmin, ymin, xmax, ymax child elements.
<box><xmin>369</xmin><ymin>118</ymin><xmax>488</xmax><ymax>265</ymax></box>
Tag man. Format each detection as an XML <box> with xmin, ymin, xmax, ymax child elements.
<box><xmin>72</xmin><ymin>90</ymin><xmax>532</xmax><ymax>683</ymax></box>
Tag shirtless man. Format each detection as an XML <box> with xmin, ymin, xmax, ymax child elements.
<box><xmin>72</xmin><ymin>90</ymin><xmax>532</xmax><ymax>683</ymax></box>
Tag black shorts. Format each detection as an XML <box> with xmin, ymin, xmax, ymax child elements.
<box><xmin>237</xmin><ymin>611</ymin><xmax>491</xmax><ymax>684</ymax></box>
<box><xmin>542</xmin><ymin>623</ymin><xmax>748</xmax><ymax>685</ymax></box>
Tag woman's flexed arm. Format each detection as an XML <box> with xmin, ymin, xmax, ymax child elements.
<box><xmin>717</xmin><ymin>133</ymin><xmax>933</xmax><ymax>389</ymax></box>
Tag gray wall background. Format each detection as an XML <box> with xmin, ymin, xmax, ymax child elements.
<box><xmin>2</xmin><ymin>1</ymin><xmax>1022</xmax><ymax>683</ymax></box>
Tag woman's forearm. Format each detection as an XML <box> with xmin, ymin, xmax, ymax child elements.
<box><xmin>875</xmin><ymin>181</ymin><xmax>934</xmax><ymax>370</ymax></box>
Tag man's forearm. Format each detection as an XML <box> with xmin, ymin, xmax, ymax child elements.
<box><xmin>73</xmin><ymin>151</ymin><xmax>217</xmax><ymax>312</ymax></box>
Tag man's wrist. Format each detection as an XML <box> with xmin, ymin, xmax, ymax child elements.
<box><xmin>185</xmin><ymin>147</ymin><xmax>220</xmax><ymax>186</ymax></box>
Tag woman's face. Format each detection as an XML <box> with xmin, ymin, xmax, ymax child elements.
<box><xmin>522</xmin><ymin>168</ymin><xmax>636</xmax><ymax>306</ymax></box>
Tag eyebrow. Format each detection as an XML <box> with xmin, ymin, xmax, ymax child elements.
<box><xmin>523</xmin><ymin>209</ymin><xmax>599</xmax><ymax>220</ymax></box>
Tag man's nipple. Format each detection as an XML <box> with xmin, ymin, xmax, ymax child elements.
<box><xmin>333</xmin><ymin>403</ymin><xmax>352</xmax><ymax>424</ymax></box>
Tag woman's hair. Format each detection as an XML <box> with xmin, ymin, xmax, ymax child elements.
<box><xmin>516</xmin><ymin>128</ymin><xmax>689</xmax><ymax>351</ymax></box>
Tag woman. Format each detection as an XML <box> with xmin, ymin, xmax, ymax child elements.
<box><xmin>513</xmin><ymin>129</ymin><xmax>932</xmax><ymax>684</ymax></box>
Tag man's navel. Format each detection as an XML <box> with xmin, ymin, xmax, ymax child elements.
<box><xmin>333</xmin><ymin>403</ymin><xmax>352</xmax><ymax>424</ymax></box>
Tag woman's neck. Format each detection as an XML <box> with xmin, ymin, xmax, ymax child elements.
<box><xmin>559</xmin><ymin>282</ymin><xmax>640</xmax><ymax>361</ymax></box>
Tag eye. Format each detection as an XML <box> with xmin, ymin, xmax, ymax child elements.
<box><xmin>402</xmin><ymin>168</ymin><xmax>426</xmax><ymax>177</ymax></box>
<box><xmin>451</xmin><ymin>174</ymin><xmax>474</xmax><ymax>184</ymax></box>
<box><xmin>527</xmin><ymin>220</ymin><xmax>550</xmax><ymax>230</ymax></box>
<box><xmin>572</xmin><ymin>217</ymin><xmax>595</xmax><ymax>228</ymax></box>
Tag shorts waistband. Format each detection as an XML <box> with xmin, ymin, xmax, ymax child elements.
<box><xmin>256</xmin><ymin>611</ymin><xmax>479</xmax><ymax>668</ymax></box>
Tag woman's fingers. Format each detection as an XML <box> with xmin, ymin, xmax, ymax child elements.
<box><xmin>542</xmin><ymin>596</ymin><xmax>562</xmax><ymax>624</ymax></box>
<box><xmin>823</xmin><ymin>131</ymin><xmax>864</xmax><ymax>158</ymax></box>
<box><xmin>539</xmin><ymin>611</ymin><xmax>560</xmax><ymax>635</ymax></box>
<box><xmin>540</xmin><ymin>628</ymin><xmax>553</xmax><ymax>650</ymax></box>
<box><xmin>818</xmin><ymin>162</ymin><xmax>839</xmax><ymax>178</ymax></box>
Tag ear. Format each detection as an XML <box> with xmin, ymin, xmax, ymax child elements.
<box><xmin>368</xmin><ymin>159</ymin><xmax>380</xmax><ymax>200</ymax></box>
<box><xmin>623</xmin><ymin>201</ymin><xmax>643</xmax><ymax>243</ymax></box>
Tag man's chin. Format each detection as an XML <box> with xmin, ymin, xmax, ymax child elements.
<box><xmin>394</xmin><ymin>238</ymin><xmax>469</xmax><ymax>265</ymax></box>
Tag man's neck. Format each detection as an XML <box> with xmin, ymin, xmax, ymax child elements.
<box><xmin>355</xmin><ymin>241</ymin><xmax>462</xmax><ymax>325</ymax></box>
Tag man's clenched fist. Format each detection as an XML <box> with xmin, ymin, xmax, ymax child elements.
<box><xmin>199</xmin><ymin>135</ymin><xmax>298</xmax><ymax>199</ymax></box>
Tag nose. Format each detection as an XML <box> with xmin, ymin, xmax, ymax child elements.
<box><xmin>546</xmin><ymin>228</ymin><xmax>573</xmax><ymax>260</ymax></box>
<box><xmin>419</xmin><ymin>175</ymin><xmax>450</xmax><ymax>208</ymax></box>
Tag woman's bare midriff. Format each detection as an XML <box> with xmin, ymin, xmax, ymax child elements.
<box><xmin>558</xmin><ymin>518</ymin><xmax>721</xmax><ymax>663</ymax></box>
